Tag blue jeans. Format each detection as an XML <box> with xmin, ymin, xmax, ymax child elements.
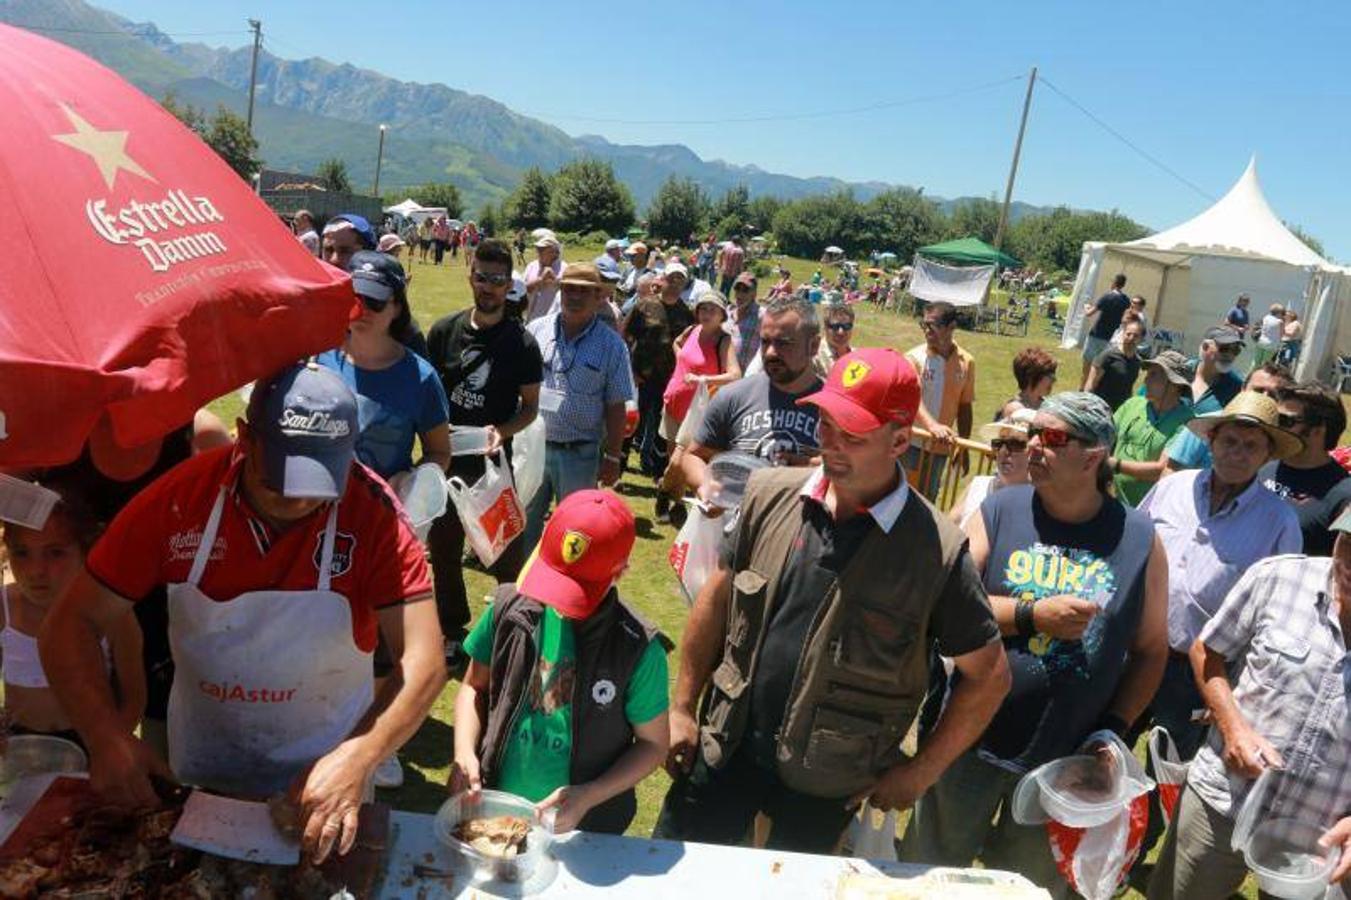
<box><xmin>523</xmin><ymin>440</ymin><xmax>600</xmax><ymax>555</ymax></box>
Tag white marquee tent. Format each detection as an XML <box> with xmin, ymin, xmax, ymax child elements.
<box><xmin>1061</xmin><ymin>158</ymin><xmax>1350</xmax><ymax>382</ymax></box>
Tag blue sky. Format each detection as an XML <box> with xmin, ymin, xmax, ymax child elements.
<box><xmin>94</xmin><ymin>0</ymin><xmax>1351</xmax><ymax>259</ymax></box>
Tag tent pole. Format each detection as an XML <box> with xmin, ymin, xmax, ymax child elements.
<box><xmin>993</xmin><ymin>66</ymin><xmax>1037</xmax><ymax>252</ymax></box>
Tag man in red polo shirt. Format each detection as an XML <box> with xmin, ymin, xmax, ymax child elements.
<box><xmin>40</xmin><ymin>363</ymin><xmax>446</xmax><ymax>864</ymax></box>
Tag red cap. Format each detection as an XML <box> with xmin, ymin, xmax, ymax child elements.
<box><xmin>518</xmin><ymin>490</ymin><xmax>635</xmax><ymax>618</ymax></box>
<box><xmin>798</xmin><ymin>348</ymin><xmax>920</xmax><ymax>433</ymax></box>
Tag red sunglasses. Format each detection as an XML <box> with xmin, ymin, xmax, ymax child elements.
<box><xmin>1027</xmin><ymin>425</ymin><xmax>1089</xmax><ymax>448</ymax></box>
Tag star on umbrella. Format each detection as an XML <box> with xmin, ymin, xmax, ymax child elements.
<box><xmin>51</xmin><ymin>103</ymin><xmax>156</xmax><ymax>190</ymax></box>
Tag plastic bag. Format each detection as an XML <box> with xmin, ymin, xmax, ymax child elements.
<box><xmin>674</xmin><ymin>380</ymin><xmax>711</xmax><ymax>448</ymax></box>
<box><xmin>668</xmin><ymin>501</ymin><xmax>723</xmax><ymax>605</ymax></box>
<box><xmin>510</xmin><ymin>416</ymin><xmax>546</xmax><ymax>512</ymax></box>
<box><xmin>447</xmin><ymin>452</ymin><xmax>526</xmax><ymax>567</ymax></box>
<box><xmin>1148</xmin><ymin>727</ymin><xmax>1189</xmax><ymax>827</ymax></box>
<box><xmin>844</xmin><ymin>801</ymin><xmax>899</xmax><ymax>862</ymax></box>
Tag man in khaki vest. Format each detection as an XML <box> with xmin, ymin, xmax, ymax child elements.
<box><xmin>654</xmin><ymin>347</ymin><xmax>1011</xmax><ymax>852</ymax></box>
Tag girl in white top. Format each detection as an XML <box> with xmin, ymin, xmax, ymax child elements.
<box><xmin>949</xmin><ymin>410</ymin><xmax>1034</xmax><ymax>530</ymax></box>
<box><xmin>1</xmin><ymin>482</ymin><xmax>141</xmax><ymax>741</ymax></box>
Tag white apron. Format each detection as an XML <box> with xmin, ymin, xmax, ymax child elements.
<box><xmin>166</xmin><ymin>486</ymin><xmax>374</xmax><ymax>797</ymax></box>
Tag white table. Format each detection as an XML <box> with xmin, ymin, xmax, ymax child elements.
<box><xmin>0</xmin><ymin>776</ymin><xmax>1042</xmax><ymax>899</ymax></box>
<box><xmin>379</xmin><ymin>810</ymin><xmax>1042</xmax><ymax>899</ymax></box>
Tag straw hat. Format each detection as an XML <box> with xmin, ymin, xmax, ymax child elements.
<box><xmin>1185</xmin><ymin>391</ymin><xmax>1304</xmax><ymax>460</ymax></box>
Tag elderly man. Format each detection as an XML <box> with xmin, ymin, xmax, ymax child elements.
<box><xmin>1161</xmin><ymin>328</ymin><xmax>1255</xmax><ymax>473</ymax></box>
<box><xmin>680</xmin><ymin>296</ymin><xmax>825</xmax><ymax>503</ymax></box>
<box><xmin>523</xmin><ymin>263</ymin><xmax>636</xmax><ymax>552</ymax></box>
<box><xmin>903</xmin><ymin>392</ymin><xmax>1168</xmax><ymax>897</ymax></box>
<box><xmin>1261</xmin><ymin>382</ymin><xmax>1351</xmax><ymax>555</ymax></box>
<box><xmin>1148</xmin><ymin>507</ymin><xmax>1351</xmax><ymax>899</ymax></box>
<box><xmin>619</xmin><ymin>242</ymin><xmax>653</xmax><ymax>310</ymax></box>
<box><xmin>656</xmin><ymin>349</ymin><xmax>1009</xmax><ymax>851</ymax></box>
<box><xmin>293</xmin><ymin>209</ymin><xmax>320</xmax><ymax>256</ymax></box>
<box><xmin>40</xmin><ymin>363</ymin><xmax>446</xmax><ymax>864</ymax></box>
<box><xmin>1109</xmin><ymin>350</ymin><xmax>1195</xmax><ymax>506</ymax></box>
<box><xmin>1139</xmin><ymin>392</ymin><xmax>1303</xmax><ymax>761</ymax></box>
<box><xmin>729</xmin><ymin>272</ymin><xmax>762</xmax><ymax>371</ymax></box>
<box><xmin>906</xmin><ymin>301</ymin><xmax>975</xmax><ymax>498</ymax></box>
<box><xmin>524</xmin><ymin>230</ymin><xmax>565</xmax><ymax>322</ymax></box>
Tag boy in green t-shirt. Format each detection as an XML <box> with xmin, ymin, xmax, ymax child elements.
<box><xmin>451</xmin><ymin>490</ymin><xmax>669</xmax><ymax>834</ymax></box>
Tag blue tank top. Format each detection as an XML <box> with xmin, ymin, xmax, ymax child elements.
<box><xmin>975</xmin><ymin>484</ymin><xmax>1154</xmax><ymax>771</ymax></box>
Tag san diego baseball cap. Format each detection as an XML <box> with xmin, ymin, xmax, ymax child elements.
<box><xmin>798</xmin><ymin>347</ymin><xmax>921</xmax><ymax>433</ymax></box>
<box><xmin>246</xmin><ymin>362</ymin><xmax>359</xmax><ymax>499</ymax></box>
<box><xmin>519</xmin><ymin>490</ymin><xmax>635</xmax><ymax>618</ymax></box>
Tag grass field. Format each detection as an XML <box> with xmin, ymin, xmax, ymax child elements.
<box><xmin>209</xmin><ymin>243</ymin><xmax>1272</xmax><ymax>896</ymax></box>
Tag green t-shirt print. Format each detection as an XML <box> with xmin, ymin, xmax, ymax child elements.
<box><xmin>463</xmin><ymin>602</ymin><xmax>669</xmax><ymax>802</ymax></box>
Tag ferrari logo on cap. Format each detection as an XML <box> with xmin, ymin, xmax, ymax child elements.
<box><xmin>842</xmin><ymin>360</ymin><xmax>872</xmax><ymax>389</ymax></box>
<box><xmin>561</xmin><ymin>530</ymin><xmax>590</xmax><ymax>565</ymax></box>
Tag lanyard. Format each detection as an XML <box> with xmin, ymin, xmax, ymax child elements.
<box><xmin>547</xmin><ymin>315</ymin><xmax>595</xmax><ymax>376</ymax></box>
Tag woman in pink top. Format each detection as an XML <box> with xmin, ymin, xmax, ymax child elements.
<box><xmin>658</xmin><ymin>292</ymin><xmax>741</xmax><ymax>510</ymax></box>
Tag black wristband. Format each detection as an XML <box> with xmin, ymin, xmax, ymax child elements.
<box><xmin>1095</xmin><ymin>712</ymin><xmax>1132</xmax><ymax>739</ymax></box>
<box><xmin>1015</xmin><ymin>599</ymin><xmax>1036</xmax><ymax>637</ymax></box>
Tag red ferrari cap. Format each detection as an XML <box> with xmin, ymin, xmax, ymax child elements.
<box><xmin>519</xmin><ymin>490</ymin><xmax>635</xmax><ymax>618</ymax></box>
<box><xmin>798</xmin><ymin>347</ymin><xmax>920</xmax><ymax>433</ymax></box>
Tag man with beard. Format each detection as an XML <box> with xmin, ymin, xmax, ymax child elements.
<box><xmin>425</xmin><ymin>239</ymin><xmax>543</xmax><ymax>660</ymax></box>
<box><xmin>679</xmin><ymin>296</ymin><xmax>825</xmax><ymax>506</ymax></box>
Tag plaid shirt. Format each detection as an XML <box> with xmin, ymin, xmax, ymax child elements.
<box><xmin>1188</xmin><ymin>554</ymin><xmax>1351</xmax><ymax>831</ymax></box>
<box><xmin>526</xmin><ymin>312</ymin><xmax>635</xmax><ymax>444</ymax></box>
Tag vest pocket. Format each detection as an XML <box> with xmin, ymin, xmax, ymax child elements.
<box><xmin>833</xmin><ymin>607</ymin><xmax>920</xmax><ymax>681</ymax></box>
<box><xmin>729</xmin><ymin>569</ymin><xmax>769</xmax><ymax>650</ymax></box>
<box><xmin>803</xmin><ymin>706</ymin><xmax>880</xmax><ymax>772</ymax></box>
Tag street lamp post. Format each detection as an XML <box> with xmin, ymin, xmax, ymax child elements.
<box><xmin>373</xmin><ymin>124</ymin><xmax>387</xmax><ymax>197</ymax></box>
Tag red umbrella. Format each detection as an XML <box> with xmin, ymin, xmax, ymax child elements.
<box><xmin>0</xmin><ymin>25</ymin><xmax>355</xmax><ymax>468</ymax></box>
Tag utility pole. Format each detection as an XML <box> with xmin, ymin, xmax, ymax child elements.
<box><xmin>993</xmin><ymin>66</ymin><xmax>1036</xmax><ymax>252</ymax></box>
<box><xmin>373</xmin><ymin>124</ymin><xmax>387</xmax><ymax>197</ymax></box>
<box><xmin>245</xmin><ymin>18</ymin><xmax>262</xmax><ymax>137</ymax></box>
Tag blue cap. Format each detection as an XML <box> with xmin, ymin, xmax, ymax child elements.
<box><xmin>347</xmin><ymin>250</ymin><xmax>406</xmax><ymax>303</ymax></box>
<box><xmin>326</xmin><ymin>213</ymin><xmax>377</xmax><ymax>250</ymax></box>
<box><xmin>593</xmin><ymin>255</ymin><xmax>623</xmax><ymax>283</ymax></box>
<box><xmin>246</xmin><ymin>363</ymin><xmax>359</xmax><ymax>499</ymax></box>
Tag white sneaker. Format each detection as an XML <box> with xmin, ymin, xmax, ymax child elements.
<box><xmin>374</xmin><ymin>753</ymin><xmax>404</xmax><ymax>789</ymax></box>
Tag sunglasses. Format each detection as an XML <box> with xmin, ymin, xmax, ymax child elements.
<box><xmin>472</xmin><ymin>271</ymin><xmax>512</xmax><ymax>286</ymax></box>
<box><xmin>828</xmin><ymin>322</ymin><xmax>854</xmax><ymax>333</ymax></box>
<box><xmin>734</xmin><ymin>284</ymin><xmax>753</xmax><ymax>292</ymax></box>
<box><xmin>1277</xmin><ymin>413</ymin><xmax>1311</xmax><ymax>429</ymax></box>
<box><xmin>990</xmin><ymin>438</ymin><xmax>1028</xmax><ymax>453</ymax></box>
<box><xmin>1027</xmin><ymin>425</ymin><xmax>1089</xmax><ymax>448</ymax></box>
<box><xmin>920</xmin><ymin>319</ymin><xmax>955</xmax><ymax>332</ymax></box>
<box><xmin>360</xmin><ymin>294</ymin><xmax>389</xmax><ymax>313</ymax></box>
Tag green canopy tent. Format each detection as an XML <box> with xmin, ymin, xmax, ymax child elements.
<box><xmin>915</xmin><ymin>236</ymin><xmax>1021</xmax><ymax>268</ymax></box>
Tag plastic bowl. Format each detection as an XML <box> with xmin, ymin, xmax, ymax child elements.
<box><xmin>1244</xmin><ymin>818</ymin><xmax>1338</xmax><ymax>900</ymax></box>
<box><xmin>705</xmin><ymin>452</ymin><xmax>770</xmax><ymax>509</ymax></box>
<box><xmin>1034</xmin><ymin>755</ymin><xmax>1129</xmax><ymax>828</ymax></box>
<box><xmin>450</xmin><ymin>427</ymin><xmax>491</xmax><ymax>457</ymax></box>
<box><xmin>433</xmin><ymin>789</ymin><xmax>553</xmax><ymax>885</ymax></box>
<box><xmin>0</xmin><ymin>735</ymin><xmax>88</xmax><ymax>797</ymax></box>
<box><xmin>394</xmin><ymin>463</ymin><xmax>448</xmax><ymax>542</ymax></box>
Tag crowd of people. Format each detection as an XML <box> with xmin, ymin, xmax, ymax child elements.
<box><xmin>4</xmin><ymin>212</ymin><xmax>1351</xmax><ymax>900</ymax></box>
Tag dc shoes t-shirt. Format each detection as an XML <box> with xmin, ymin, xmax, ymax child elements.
<box><xmin>463</xmin><ymin>603</ymin><xmax>669</xmax><ymax>802</ymax></box>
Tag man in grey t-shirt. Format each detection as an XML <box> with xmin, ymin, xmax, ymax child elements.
<box><xmin>680</xmin><ymin>296</ymin><xmax>824</xmax><ymax>509</ymax></box>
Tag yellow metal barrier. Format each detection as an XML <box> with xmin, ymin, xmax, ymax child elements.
<box><xmin>906</xmin><ymin>427</ymin><xmax>996</xmax><ymax>511</ymax></box>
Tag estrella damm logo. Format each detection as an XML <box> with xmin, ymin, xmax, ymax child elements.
<box><xmin>841</xmin><ymin>360</ymin><xmax>871</xmax><ymax>389</ymax></box>
<box><xmin>561</xmin><ymin>530</ymin><xmax>590</xmax><ymax>565</ymax></box>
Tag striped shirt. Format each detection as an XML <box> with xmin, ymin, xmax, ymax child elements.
<box><xmin>1138</xmin><ymin>468</ymin><xmax>1301</xmax><ymax>653</ymax></box>
<box><xmin>526</xmin><ymin>312</ymin><xmax>635</xmax><ymax>444</ymax></box>
<box><xmin>1189</xmin><ymin>555</ymin><xmax>1351</xmax><ymax>832</ymax></box>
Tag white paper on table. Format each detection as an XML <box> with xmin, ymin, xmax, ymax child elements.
<box><xmin>170</xmin><ymin>791</ymin><xmax>300</xmax><ymax>865</ymax></box>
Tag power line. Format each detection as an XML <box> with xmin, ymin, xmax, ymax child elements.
<box><xmin>1038</xmin><ymin>76</ymin><xmax>1215</xmax><ymax>202</ymax></box>
<box><xmin>16</xmin><ymin>24</ymin><xmax>249</xmax><ymax>37</ymax></box>
<box><xmin>516</xmin><ymin>75</ymin><xmax>1026</xmax><ymax>126</ymax></box>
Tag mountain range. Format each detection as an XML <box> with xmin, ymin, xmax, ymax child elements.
<box><xmin>3</xmin><ymin>0</ymin><xmax>1061</xmax><ymax>220</ymax></box>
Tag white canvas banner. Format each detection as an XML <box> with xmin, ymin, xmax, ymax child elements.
<box><xmin>909</xmin><ymin>257</ymin><xmax>995</xmax><ymax>307</ymax></box>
